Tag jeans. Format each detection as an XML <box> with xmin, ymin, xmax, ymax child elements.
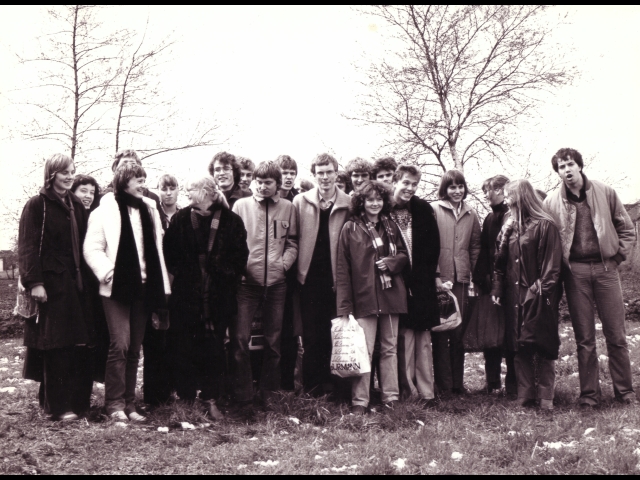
<box><xmin>102</xmin><ymin>296</ymin><xmax>148</xmax><ymax>415</ymax></box>
<box><xmin>232</xmin><ymin>282</ymin><xmax>287</xmax><ymax>403</ymax></box>
<box><xmin>564</xmin><ymin>259</ymin><xmax>634</xmax><ymax>404</ymax></box>
<box><xmin>484</xmin><ymin>349</ymin><xmax>517</xmax><ymax>393</ymax></box>
<box><xmin>352</xmin><ymin>314</ymin><xmax>399</xmax><ymax>407</ymax></box>
<box><xmin>432</xmin><ymin>282</ymin><xmax>467</xmax><ymax>392</ymax></box>
<box><xmin>514</xmin><ymin>351</ymin><xmax>556</xmax><ymax>401</ymax></box>
<box><xmin>398</xmin><ymin>328</ymin><xmax>434</xmax><ymax>400</ymax></box>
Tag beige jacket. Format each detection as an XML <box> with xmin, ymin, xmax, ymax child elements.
<box><xmin>544</xmin><ymin>175</ymin><xmax>636</xmax><ymax>268</ymax></box>
<box><xmin>293</xmin><ymin>187</ymin><xmax>351</xmax><ymax>288</ymax></box>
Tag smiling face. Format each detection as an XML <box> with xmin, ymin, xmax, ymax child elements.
<box><xmin>53</xmin><ymin>164</ymin><xmax>76</xmax><ymax>194</ymax></box>
<box><xmin>314</xmin><ymin>164</ymin><xmax>337</xmax><ymax>195</ymax></box>
<box><xmin>212</xmin><ymin>160</ymin><xmax>234</xmax><ymax>192</ymax></box>
<box><xmin>364</xmin><ymin>191</ymin><xmax>383</xmax><ymax>221</ymax></box>
<box><xmin>393</xmin><ymin>173</ymin><xmax>419</xmax><ymax>205</ymax></box>
<box><xmin>280</xmin><ymin>169</ymin><xmax>297</xmax><ymax>192</ymax></box>
<box><xmin>239</xmin><ymin>169</ymin><xmax>253</xmax><ymax>192</ymax></box>
<box><xmin>351</xmin><ymin>171</ymin><xmax>369</xmax><ymax>192</ymax></box>
<box><xmin>160</xmin><ymin>185</ymin><xmax>178</xmax><ymax>206</ymax></box>
<box><xmin>446</xmin><ymin>183</ymin><xmax>465</xmax><ymax>206</ymax></box>
<box><xmin>556</xmin><ymin>157</ymin><xmax>582</xmax><ymax>189</ymax></box>
<box><xmin>73</xmin><ymin>183</ymin><xmax>95</xmax><ymax>210</ymax></box>
<box><xmin>255</xmin><ymin>177</ymin><xmax>278</xmax><ymax>199</ymax></box>
<box><xmin>376</xmin><ymin>169</ymin><xmax>394</xmax><ymax>185</ymax></box>
<box><xmin>124</xmin><ymin>176</ymin><xmax>146</xmax><ymax>199</ymax></box>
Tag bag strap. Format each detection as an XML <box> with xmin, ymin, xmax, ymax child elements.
<box><xmin>39</xmin><ymin>196</ymin><xmax>46</xmax><ymax>257</ymax></box>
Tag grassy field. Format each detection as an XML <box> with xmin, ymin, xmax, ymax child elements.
<box><xmin>0</xmin><ymin>268</ymin><xmax>639</xmax><ymax>475</ymax></box>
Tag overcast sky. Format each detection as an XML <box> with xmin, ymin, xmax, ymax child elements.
<box><xmin>1</xmin><ymin>5</ymin><xmax>639</xmax><ymax>248</ymax></box>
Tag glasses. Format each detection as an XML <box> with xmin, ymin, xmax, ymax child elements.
<box><xmin>213</xmin><ymin>166</ymin><xmax>232</xmax><ymax>173</ymax></box>
<box><xmin>315</xmin><ymin>171</ymin><xmax>336</xmax><ymax>178</ymax></box>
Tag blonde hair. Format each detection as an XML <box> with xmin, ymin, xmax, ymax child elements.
<box><xmin>187</xmin><ymin>175</ymin><xmax>229</xmax><ymax>209</ymax></box>
<box><xmin>44</xmin><ymin>153</ymin><xmax>74</xmax><ymax>189</ymax></box>
<box><xmin>504</xmin><ymin>179</ymin><xmax>555</xmax><ymax>228</ymax></box>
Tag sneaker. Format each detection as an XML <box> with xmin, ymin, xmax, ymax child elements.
<box><xmin>128</xmin><ymin>412</ymin><xmax>147</xmax><ymax>423</ymax></box>
<box><xmin>56</xmin><ymin>412</ymin><xmax>79</xmax><ymax>422</ymax></box>
<box><xmin>351</xmin><ymin>405</ymin><xmax>366</xmax><ymax>416</ymax></box>
<box><xmin>110</xmin><ymin>411</ymin><xmax>128</xmax><ymax>421</ymax></box>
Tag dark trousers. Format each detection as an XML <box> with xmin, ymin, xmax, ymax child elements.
<box><xmin>432</xmin><ymin>282</ymin><xmax>467</xmax><ymax>392</ymax></box>
<box><xmin>232</xmin><ymin>282</ymin><xmax>287</xmax><ymax>402</ymax></box>
<box><xmin>143</xmin><ymin>322</ymin><xmax>173</xmax><ymax>406</ymax></box>
<box><xmin>172</xmin><ymin>319</ymin><xmax>226</xmax><ymax>402</ymax></box>
<box><xmin>300</xmin><ymin>275</ymin><xmax>336</xmax><ymax>393</ymax></box>
<box><xmin>42</xmin><ymin>346</ymin><xmax>93</xmax><ymax>417</ymax></box>
<box><xmin>484</xmin><ymin>348</ymin><xmax>517</xmax><ymax>393</ymax></box>
<box><xmin>102</xmin><ymin>296</ymin><xmax>148</xmax><ymax>415</ymax></box>
<box><xmin>280</xmin><ymin>270</ymin><xmax>298</xmax><ymax>391</ymax></box>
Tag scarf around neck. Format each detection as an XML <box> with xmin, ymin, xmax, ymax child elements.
<box><xmin>358</xmin><ymin>213</ymin><xmax>397</xmax><ymax>290</ymax></box>
<box><xmin>52</xmin><ymin>189</ymin><xmax>83</xmax><ymax>292</ymax></box>
<box><xmin>111</xmin><ymin>191</ymin><xmax>165</xmax><ymax>310</ymax></box>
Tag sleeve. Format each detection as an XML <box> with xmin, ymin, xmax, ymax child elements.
<box><xmin>18</xmin><ymin>196</ymin><xmax>44</xmax><ymax>290</ymax></box>
<box><xmin>537</xmin><ymin>221</ymin><xmax>562</xmax><ymax>296</ymax></box>
<box><xmin>282</xmin><ymin>204</ymin><xmax>299</xmax><ymax>271</ymax></box>
<box><xmin>383</xmin><ymin>223</ymin><xmax>409</xmax><ymax>275</ymax></box>
<box><xmin>608</xmin><ymin>187</ymin><xmax>636</xmax><ymax>263</ymax></box>
<box><xmin>336</xmin><ymin>222</ymin><xmax>354</xmax><ymax>316</ymax></box>
<box><xmin>216</xmin><ymin>214</ymin><xmax>249</xmax><ymax>280</ymax></box>
<box><xmin>472</xmin><ymin>214</ymin><xmax>491</xmax><ymax>291</ymax></box>
<box><xmin>83</xmin><ymin>208</ymin><xmax>114</xmax><ymax>283</ymax></box>
<box><xmin>490</xmin><ymin>223</ymin><xmax>510</xmax><ymax>298</ymax></box>
<box><xmin>468</xmin><ymin>210</ymin><xmax>482</xmax><ymax>273</ymax></box>
<box><xmin>425</xmin><ymin>204</ymin><xmax>441</xmax><ymax>277</ymax></box>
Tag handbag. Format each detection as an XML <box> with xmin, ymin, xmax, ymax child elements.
<box><xmin>330</xmin><ymin>315</ymin><xmax>371</xmax><ymax>378</ymax></box>
<box><xmin>14</xmin><ymin>198</ymin><xmax>46</xmax><ymax>320</ymax></box>
<box><xmin>463</xmin><ymin>294</ymin><xmax>505</xmax><ymax>351</ymax></box>
<box><xmin>431</xmin><ymin>290</ymin><xmax>462</xmax><ymax>333</ymax></box>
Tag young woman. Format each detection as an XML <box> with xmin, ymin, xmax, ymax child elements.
<box><xmin>430</xmin><ymin>170</ymin><xmax>481</xmax><ymax>396</ymax></box>
<box><xmin>491</xmin><ymin>179</ymin><xmax>562</xmax><ymax>410</ymax></box>
<box><xmin>336</xmin><ymin>181</ymin><xmax>409</xmax><ymax>414</ymax></box>
<box><xmin>84</xmin><ymin>164</ymin><xmax>171</xmax><ymax>422</ymax></box>
<box><xmin>18</xmin><ymin>153</ymin><xmax>93</xmax><ymax>421</ymax></box>
<box><xmin>163</xmin><ymin>175</ymin><xmax>248</xmax><ymax>419</ymax></box>
<box><xmin>71</xmin><ymin>175</ymin><xmax>100</xmax><ymax>211</ymax></box>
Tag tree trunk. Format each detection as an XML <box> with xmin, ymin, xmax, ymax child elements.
<box><xmin>71</xmin><ymin>5</ymin><xmax>80</xmax><ymax>161</ymax></box>
<box><xmin>448</xmin><ymin>139</ymin><xmax>462</xmax><ymax>172</ymax></box>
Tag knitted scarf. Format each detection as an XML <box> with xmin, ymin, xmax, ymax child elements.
<box><xmin>111</xmin><ymin>192</ymin><xmax>165</xmax><ymax>310</ymax></box>
<box><xmin>190</xmin><ymin>206</ymin><xmax>222</xmax><ymax>335</ymax></box>
<box><xmin>54</xmin><ymin>190</ymin><xmax>83</xmax><ymax>292</ymax></box>
<box><xmin>358</xmin><ymin>213</ymin><xmax>398</xmax><ymax>290</ymax></box>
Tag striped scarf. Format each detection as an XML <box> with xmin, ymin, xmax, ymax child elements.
<box><xmin>358</xmin><ymin>213</ymin><xmax>397</xmax><ymax>290</ymax></box>
<box><xmin>190</xmin><ymin>207</ymin><xmax>222</xmax><ymax>335</ymax></box>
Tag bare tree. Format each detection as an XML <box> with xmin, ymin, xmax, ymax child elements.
<box><xmin>353</xmin><ymin>5</ymin><xmax>573</xmax><ymax>188</ymax></box>
<box><xmin>15</xmin><ymin>5</ymin><xmax>123</xmax><ymax>161</ymax></box>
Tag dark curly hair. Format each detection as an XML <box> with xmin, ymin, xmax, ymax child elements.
<box><xmin>350</xmin><ymin>180</ymin><xmax>393</xmax><ymax>218</ymax></box>
<box><xmin>372</xmin><ymin>156</ymin><xmax>397</xmax><ymax>179</ymax></box>
<box><xmin>208</xmin><ymin>151</ymin><xmax>241</xmax><ymax>186</ymax></box>
<box><xmin>551</xmin><ymin>148</ymin><xmax>583</xmax><ymax>173</ymax></box>
<box><xmin>336</xmin><ymin>170</ymin><xmax>352</xmax><ymax>194</ymax></box>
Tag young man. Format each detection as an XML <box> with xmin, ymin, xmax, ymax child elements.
<box><xmin>372</xmin><ymin>157</ymin><xmax>398</xmax><ymax>186</ymax></box>
<box><xmin>335</xmin><ymin>171</ymin><xmax>352</xmax><ymax>194</ymax></box>
<box><xmin>208</xmin><ymin>151</ymin><xmax>251</xmax><ymax>210</ymax></box>
<box><xmin>472</xmin><ymin>175</ymin><xmax>516</xmax><ymax>396</ymax></box>
<box><xmin>231</xmin><ymin>161</ymin><xmax>298</xmax><ymax>407</ymax></box>
<box><xmin>293</xmin><ymin>153</ymin><xmax>351</xmax><ymax>394</ymax></box>
<box><xmin>345</xmin><ymin>157</ymin><xmax>373</xmax><ymax>194</ymax></box>
<box><xmin>545</xmin><ymin>148</ymin><xmax>636</xmax><ymax>407</ymax></box>
<box><xmin>237</xmin><ymin>157</ymin><xmax>255</xmax><ymax>193</ymax></box>
<box><xmin>275</xmin><ymin>155</ymin><xmax>299</xmax><ymax>202</ymax></box>
<box><xmin>157</xmin><ymin>174</ymin><xmax>181</xmax><ymax>230</ymax></box>
<box><xmin>390</xmin><ymin>165</ymin><xmax>441</xmax><ymax>404</ymax></box>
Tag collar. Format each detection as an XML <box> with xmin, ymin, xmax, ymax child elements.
<box><xmin>253</xmin><ymin>191</ymin><xmax>281</xmax><ymax>204</ymax></box>
<box><xmin>303</xmin><ymin>187</ymin><xmax>351</xmax><ymax>210</ymax></box>
<box><xmin>317</xmin><ymin>187</ymin><xmax>337</xmax><ymax>205</ymax></box>
<box><xmin>393</xmin><ymin>198</ymin><xmax>412</xmax><ymax>213</ymax></box>
<box><xmin>438</xmin><ymin>199</ymin><xmax>468</xmax><ymax>216</ymax></box>
<box><xmin>491</xmin><ymin>202</ymin><xmax>509</xmax><ymax>214</ymax></box>
<box><xmin>564</xmin><ymin>172</ymin><xmax>587</xmax><ymax>202</ymax></box>
<box><xmin>41</xmin><ymin>187</ymin><xmax>84</xmax><ymax>208</ymax></box>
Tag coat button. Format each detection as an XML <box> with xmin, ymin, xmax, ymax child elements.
<box><xmin>515</xmin><ymin>259</ymin><xmax>519</xmax><ymax>263</ymax></box>
<box><xmin>515</xmin><ymin>281</ymin><xmax>519</xmax><ymax>285</ymax></box>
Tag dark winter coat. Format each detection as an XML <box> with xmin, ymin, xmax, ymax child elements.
<box><xmin>224</xmin><ymin>184</ymin><xmax>252</xmax><ymax>211</ymax></box>
<box><xmin>18</xmin><ymin>188</ymin><xmax>93</xmax><ymax>350</ymax></box>
<box><xmin>336</xmin><ymin>217</ymin><xmax>409</xmax><ymax>318</ymax></box>
<box><xmin>163</xmin><ymin>205</ymin><xmax>249</xmax><ymax>329</ymax></box>
<box><xmin>473</xmin><ymin>202</ymin><xmax>510</xmax><ymax>295</ymax></box>
<box><xmin>491</xmin><ymin>218</ymin><xmax>562</xmax><ymax>354</ymax></box>
<box><xmin>397</xmin><ymin>196</ymin><xmax>441</xmax><ymax>331</ymax></box>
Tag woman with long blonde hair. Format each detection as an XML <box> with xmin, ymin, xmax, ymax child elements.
<box><xmin>491</xmin><ymin>179</ymin><xmax>562</xmax><ymax>410</ymax></box>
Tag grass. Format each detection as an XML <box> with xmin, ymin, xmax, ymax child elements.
<box><xmin>1</xmin><ymin>270</ymin><xmax>640</xmax><ymax>474</ymax></box>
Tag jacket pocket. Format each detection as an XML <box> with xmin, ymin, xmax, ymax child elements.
<box><xmin>274</xmin><ymin>219</ymin><xmax>290</xmax><ymax>239</ymax></box>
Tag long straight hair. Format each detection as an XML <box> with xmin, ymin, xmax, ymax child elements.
<box><xmin>504</xmin><ymin>179</ymin><xmax>555</xmax><ymax>229</ymax></box>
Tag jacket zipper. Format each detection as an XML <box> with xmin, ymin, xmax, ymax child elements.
<box><xmin>263</xmin><ymin>198</ymin><xmax>269</xmax><ymax>297</ymax></box>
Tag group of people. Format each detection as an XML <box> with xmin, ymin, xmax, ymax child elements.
<box><xmin>17</xmin><ymin>147</ymin><xmax>636</xmax><ymax>422</ymax></box>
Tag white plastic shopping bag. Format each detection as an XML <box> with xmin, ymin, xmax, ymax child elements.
<box><xmin>330</xmin><ymin>315</ymin><xmax>371</xmax><ymax>378</ymax></box>
<box><xmin>431</xmin><ymin>290</ymin><xmax>462</xmax><ymax>333</ymax></box>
